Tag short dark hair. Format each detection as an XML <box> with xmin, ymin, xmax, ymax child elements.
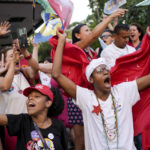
<box><xmin>114</xmin><ymin>24</ymin><xmax>129</xmax><ymax>34</ymax></box>
<box><xmin>130</xmin><ymin>23</ymin><xmax>144</xmax><ymax>41</ymax></box>
<box><xmin>47</xmin><ymin>87</ymin><xmax>64</xmax><ymax>117</ymax></box>
<box><xmin>72</xmin><ymin>24</ymin><xmax>86</xmax><ymax>43</ymax></box>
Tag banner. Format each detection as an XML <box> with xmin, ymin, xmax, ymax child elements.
<box><xmin>48</xmin><ymin>0</ymin><xmax>74</xmax><ymax>29</ymax></box>
<box><xmin>104</xmin><ymin>0</ymin><xmax>127</xmax><ymax>14</ymax></box>
<box><xmin>136</xmin><ymin>0</ymin><xmax>150</xmax><ymax>6</ymax></box>
<box><xmin>34</xmin><ymin>13</ymin><xmax>63</xmax><ymax>43</ymax></box>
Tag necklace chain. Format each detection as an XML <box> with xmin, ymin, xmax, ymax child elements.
<box><xmin>96</xmin><ymin>93</ymin><xmax>119</xmax><ymax>150</ymax></box>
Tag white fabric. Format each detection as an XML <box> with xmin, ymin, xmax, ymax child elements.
<box><xmin>0</xmin><ymin>73</ymin><xmax>29</xmax><ymax>114</ymax></box>
<box><xmin>101</xmin><ymin>42</ymin><xmax>136</xmax><ymax>69</ymax></box>
<box><xmin>85</xmin><ymin>58</ymin><xmax>107</xmax><ymax>81</ymax></box>
<box><xmin>75</xmin><ymin>80</ymin><xmax>140</xmax><ymax>150</ymax></box>
<box><xmin>39</xmin><ymin>71</ymin><xmax>51</xmax><ymax>88</ymax></box>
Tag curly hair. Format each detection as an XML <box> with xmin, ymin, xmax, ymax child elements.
<box><xmin>47</xmin><ymin>87</ymin><xmax>64</xmax><ymax>117</ymax></box>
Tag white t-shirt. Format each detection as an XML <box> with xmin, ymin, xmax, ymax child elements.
<box><xmin>75</xmin><ymin>80</ymin><xmax>140</xmax><ymax>150</ymax></box>
<box><xmin>101</xmin><ymin>43</ymin><xmax>136</xmax><ymax>69</ymax></box>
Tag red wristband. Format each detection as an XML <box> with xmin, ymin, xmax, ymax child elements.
<box><xmin>25</xmin><ymin>54</ymin><xmax>32</xmax><ymax>60</ymax></box>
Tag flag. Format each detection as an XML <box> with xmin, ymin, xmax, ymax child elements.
<box><xmin>110</xmin><ymin>34</ymin><xmax>150</xmax><ymax>148</ymax></box>
<box><xmin>104</xmin><ymin>0</ymin><xmax>127</xmax><ymax>14</ymax></box>
<box><xmin>136</xmin><ymin>0</ymin><xmax>150</xmax><ymax>6</ymax></box>
<box><xmin>49</xmin><ymin>35</ymin><xmax>92</xmax><ymax>91</ymax></box>
<box><xmin>98</xmin><ymin>37</ymin><xmax>107</xmax><ymax>49</ymax></box>
<box><xmin>34</xmin><ymin>13</ymin><xmax>64</xmax><ymax>43</ymax></box>
<box><xmin>48</xmin><ymin>0</ymin><xmax>74</xmax><ymax>29</ymax></box>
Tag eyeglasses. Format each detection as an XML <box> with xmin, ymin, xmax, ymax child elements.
<box><xmin>101</xmin><ymin>34</ymin><xmax>112</xmax><ymax>39</ymax></box>
<box><xmin>95</xmin><ymin>66</ymin><xmax>109</xmax><ymax>73</ymax></box>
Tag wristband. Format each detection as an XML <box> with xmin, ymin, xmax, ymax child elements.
<box><xmin>24</xmin><ymin>54</ymin><xmax>32</xmax><ymax>60</ymax></box>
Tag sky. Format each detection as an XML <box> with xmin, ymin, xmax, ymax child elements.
<box><xmin>70</xmin><ymin>0</ymin><xmax>92</xmax><ymax>23</ymax></box>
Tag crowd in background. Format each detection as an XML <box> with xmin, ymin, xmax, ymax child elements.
<box><xmin>0</xmin><ymin>8</ymin><xmax>150</xmax><ymax>150</ymax></box>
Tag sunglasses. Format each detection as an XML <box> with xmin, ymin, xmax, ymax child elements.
<box><xmin>95</xmin><ymin>66</ymin><xmax>109</xmax><ymax>73</ymax></box>
<box><xmin>101</xmin><ymin>34</ymin><xmax>112</xmax><ymax>39</ymax></box>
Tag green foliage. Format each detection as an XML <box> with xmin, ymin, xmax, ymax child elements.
<box><xmin>28</xmin><ymin>40</ymin><xmax>52</xmax><ymax>62</ymax></box>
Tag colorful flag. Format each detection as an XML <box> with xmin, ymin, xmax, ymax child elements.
<box><xmin>37</xmin><ymin>0</ymin><xmax>55</xmax><ymax>14</ymax></box>
<box><xmin>48</xmin><ymin>0</ymin><xmax>74</xmax><ymax>29</ymax></box>
<box><xmin>104</xmin><ymin>0</ymin><xmax>127</xmax><ymax>14</ymax></box>
<box><xmin>111</xmin><ymin>34</ymin><xmax>150</xmax><ymax>148</ymax></box>
<box><xmin>136</xmin><ymin>0</ymin><xmax>150</xmax><ymax>6</ymax></box>
<box><xmin>34</xmin><ymin>13</ymin><xmax>64</xmax><ymax>43</ymax></box>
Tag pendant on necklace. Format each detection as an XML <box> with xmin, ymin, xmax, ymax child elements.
<box><xmin>18</xmin><ymin>90</ymin><xmax>23</xmax><ymax>94</ymax></box>
<box><xmin>92</xmin><ymin>104</ymin><xmax>102</xmax><ymax>115</ymax></box>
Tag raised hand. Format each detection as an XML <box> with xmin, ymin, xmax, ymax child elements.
<box><xmin>0</xmin><ymin>21</ymin><xmax>11</xmax><ymax>36</ymax></box>
<box><xmin>110</xmin><ymin>9</ymin><xmax>128</xmax><ymax>19</ymax></box>
<box><xmin>56</xmin><ymin>29</ymin><xmax>66</xmax><ymax>42</ymax></box>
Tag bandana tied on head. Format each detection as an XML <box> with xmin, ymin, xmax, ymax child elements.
<box><xmin>85</xmin><ymin>58</ymin><xmax>107</xmax><ymax>82</ymax></box>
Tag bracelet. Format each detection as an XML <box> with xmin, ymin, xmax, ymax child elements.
<box><xmin>24</xmin><ymin>54</ymin><xmax>32</xmax><ymax>60</ymax></box>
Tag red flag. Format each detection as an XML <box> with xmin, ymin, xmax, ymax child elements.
<box><xmin>110</xmin><ymin>34</ymin><xmax>150</xmax><ymax>148</ymax></box>
<box><xmin>48</xmin><ymin>0</ymin><xmax>73</xmax><ymax>29</ymax></box>
<box><xmin>49</xmin><ymin>35</ymin><xmax>93</xmax><ymax>90</ymax></box>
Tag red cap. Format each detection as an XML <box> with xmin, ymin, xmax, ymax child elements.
<box><xmin>23</xmin><ymin>84</ymin><xmax>53</xmax><ymax>101</ymax></box>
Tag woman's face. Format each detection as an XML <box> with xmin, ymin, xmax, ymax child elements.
<box><xmin>77</xmin><ymin>25</ymin><xmax>91</xmax><ymax>40</ymax></box>
<box><xmin>5</xmin><ymin>49</ymin><xmax>13</xmax><ymax>63</ymax></box>
<box><xmin>130</xmin><ymin>25</ymin><xmax>141</xmax><ymax>42</ymax></box>
<box><xmin>5</xmin><ymin>49</ymin><xmax>20</xmax><ymax>68</ymax></box>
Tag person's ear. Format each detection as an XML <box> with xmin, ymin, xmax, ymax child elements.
<box><xmin>89</xmin><ymin>76</ymin><xmax>94</xmax><ymax>84</ymax></box>
<box><xmin>75</xmin><ymin>33</ymin><xmax>80</xmax><ymax>40</ymax></box>
<box><xmin>46</xmin><ymin>100</ymin><xmax>52</xmax><ymax>108</ymax></box>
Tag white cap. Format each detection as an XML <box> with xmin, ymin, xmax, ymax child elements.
<box><xmin>85</xmin><ymin>58</ymin><xmax>107</xmax><ymax>82</ymax></box>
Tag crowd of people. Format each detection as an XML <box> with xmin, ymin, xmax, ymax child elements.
<box><xmin>0</xmin><ymin>7</ymin><xmax>150</xmax><ymax>150</ymax></box>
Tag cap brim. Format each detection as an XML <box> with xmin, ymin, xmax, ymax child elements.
<box><xmin>23</xmin><ymin>87</ymin><xmax>41</xmax><ymax>97</ymax></box>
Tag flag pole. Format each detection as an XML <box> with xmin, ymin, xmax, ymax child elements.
<box><xmin>32</xmin><ymin>0</ymin><xmax>36</xmax><ymax>36</ymax></box>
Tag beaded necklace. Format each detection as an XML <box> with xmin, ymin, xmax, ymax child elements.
<box><xmin>95</xmin><ymin>93</ymin><xmax>119</xmax><ymax>150</ymax></box>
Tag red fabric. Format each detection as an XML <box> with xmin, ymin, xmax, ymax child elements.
<box><xmin>5</xmin><ymin>127</ymin><xmax>16</xmax><ymax>150</ymax></box>
<box><xmin>48</xmin><ymin>0</ymin><xmax>73</xmax><ymax>29</ymax></box>
<box><xmin>111</xmin><ymin>34</ymin><xmax>150</xmax><ymax>149</ymax></box>
<box><xmin>20</xmin><ymin>58</ymin><xmax>29</xmax><ymax>68</ymax></box>
<box><xmin>49</xmin><ymin>35</ymin><xmax>93</xmax><ymax>90</ymax></box>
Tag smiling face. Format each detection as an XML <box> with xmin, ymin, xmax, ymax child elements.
<box><xmin>114</xmin><ymin>30</ymin><xmax>130</xmax><ymax>48</ymax></box>
<box><xmin>26</xmin><ymin>90</ymin><xmax>52</xmax><ymax>116</ymax></box>
<box><xmin>89</xmin><ymin>64</ymin><xmax>111</xmax><ymax>94</ymax></box>
<box><xmin>129</xmin><ymin>25</ymin><xmax>141</xmax><ymax>42</ymax></box>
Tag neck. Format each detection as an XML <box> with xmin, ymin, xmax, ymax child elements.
<box><xmin>94</xmin><ymin>89</ymin><xmax>110</xmax><ymax>101</ymax></box>
<box><xmin>32</xmin><ymin>113</ymin><xmax>51</xmax><ymax>129</ymax></box>
<box><xmin>132</xmin><ymin>39</ymin><xmax>140</xmax><ymax>47</ymax></box>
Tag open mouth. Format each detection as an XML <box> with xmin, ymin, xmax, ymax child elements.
<box><xmin>28</xmin><ymin>102</ymin><xmax>36</xmax><ymax>108</ymax></box>
<box><xmin>131</xmin><ymin>35</ymin><xmax>135</xmax><ymax>38</ymax></box>
<box><xmin>104</xmin><ymin>77</ymin><xmax>111</xmax><ymax>88</ymax></box>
